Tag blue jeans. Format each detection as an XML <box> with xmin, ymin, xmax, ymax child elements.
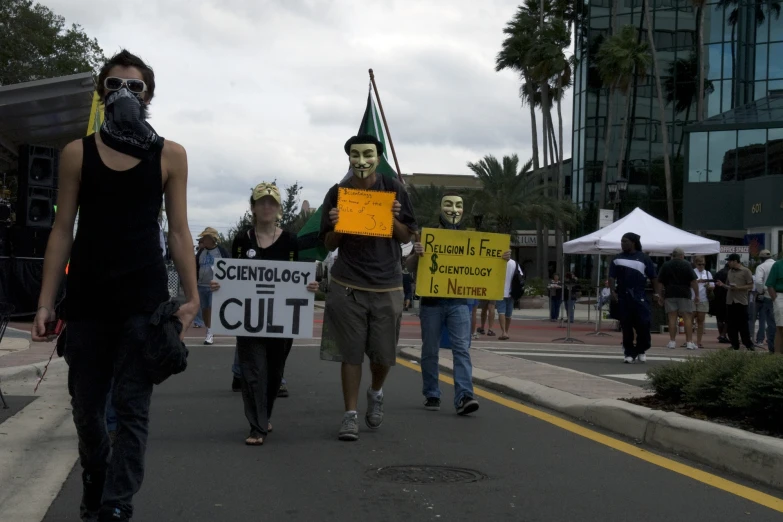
<box><xmin>549</xmin><ymin>297</ymin><xmax>561</xmax><ymax>320</ymax></box>
<box><xmin>232</xmin><ymin>346</ymin><xmax>241</xmax><ymax>377</ymax></box>
<box><xmin>566</xmin><ymin>300</ymin><xmax>576</xmax><ymax>322</ymax></box>
<box><xmin>420</xmin><ymin>302</ymin><xmax>474</xmax><ymax>408</ymax></box>
<box><xmin>757</xmin><ymin>298</ymin><xmax>776</xmax><ymax>351</ymax></box>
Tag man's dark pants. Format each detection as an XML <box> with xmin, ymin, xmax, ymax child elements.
<box><xmin>727</xmin><ymin>303</ymin><xmax>754</xmax><ymax>350</ymax></box>
<box><xmin>65</xmin><ymin>317</ymin><xmax>154</xmax><ymax>521</ymax></box>
<box><xmin>618</xmin><ymin>296</ymin><xmax>651</xmax><ymax>357</ymax></box>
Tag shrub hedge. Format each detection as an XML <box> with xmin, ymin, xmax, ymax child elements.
<box><xmin>646</xmin><ymin>351</ymin><xmax>783</xmax><ymax>432</ymax></box>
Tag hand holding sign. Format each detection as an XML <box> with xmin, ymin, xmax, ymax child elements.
<box><xmin>335</xmin><ymin>188</ymin><xmax>395</xmax><ymax>238</ymax></box>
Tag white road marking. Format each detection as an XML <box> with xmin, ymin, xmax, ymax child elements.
<box><xmin>489</xmin><ymin>351</ymin><xmax>687</xmax><ymax>362</ymax></box>
<box><xmin>601</xmin><ymin>373</ymin><xmax>650</xmax><ymax>381</ymax></box>
<box><xmin>0</xmin><ymin>365</ymin><xmax>78</xmax><ymax>522</ymax></box>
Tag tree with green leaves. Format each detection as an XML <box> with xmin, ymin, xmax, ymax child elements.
<box><xmin>642</xmin><ymin>1</ymin><xmax>675</xmax><ymax>223</ymax></box>
<box><xmin>664</xmin><ymin>54</ymin><xmax>715</xmax><ymax>157</ymax></box>
<box><xmin>0</xmin><ymin>0</ymin><xmax>106</xmax><ymax>86</ymax></box>
<box><xmin>279</xmin><ymin>181</ymin><xmax>302</xmax><ymax>233</ymax></box>
<box><xmin>467</xmin><ymin>154</ymin><xmax>578</xmax><ymax>241</ymax></box>
<box><xmin>597</xmin><ymin>25</ymin><xmax>651</xmax><ymax>199</ymax></box>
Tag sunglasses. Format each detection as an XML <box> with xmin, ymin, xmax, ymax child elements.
<box><xmin>104</xmin><ymin>77</ymin><xmax>147</xmax><ymax>94</ymax></box>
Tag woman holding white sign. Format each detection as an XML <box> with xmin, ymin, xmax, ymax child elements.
<box><xmin>211</xmin><ymin>182</ymin><xmax>319</xmax><ymax>446</ymax></box>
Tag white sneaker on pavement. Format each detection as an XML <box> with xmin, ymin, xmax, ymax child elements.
<box><xmin>624</xmin><ymin>356</ymin><xmax>634</xmax><ymax>364</ymax></box>
<box><xmin>204</xmin><ymin>331</ymin><xmax>214</xmax><ymax>345</ymax></box>
<box><xmin>666</xmin><ymin>340</ymin><xmax>676</xmax><ymax>349</ymax></box>
<box><xmin>637</xmin><ymin>353</ymin><xmax>647</xmax><ymax>363</ymax></box>
<box><xmin>686</xmin><ymin>342</ymin><xmax>697</xmax><ymax>350</ymax></box>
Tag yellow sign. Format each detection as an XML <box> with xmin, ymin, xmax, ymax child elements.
<box><xmin>415</xmin><ymin>228</ymin><xmax>510</xmax><ymax>300</ymax></box>
<box><xmin>86</xmin><ymin>91</ymin><xmax>104</xmax><ymax>136</ymax></box>
<box><xmin>335</xmin><ymin>187</ymin><xmax>395</xmax><ymax>238</ymax></box>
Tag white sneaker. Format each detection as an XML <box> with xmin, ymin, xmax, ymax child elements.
<box><xmin>204</xmin><ymin>332</ymin><xmax>214</xmax><ymax>345</ymax></box>
<box><xmin>686</xmin><ymin>342</ymin><xmax>697</xmax><ymax>350</ymax></box>
<box><xmin>624</xmin><ymin>356</ymin><xmax>634</xmax><ymax>364</ymax></box>
<box><xmin>637</xmin><ymin>353</ymin><xmax>647</xmax><ymax>363</ymax></box>
<box><xmin>666</xmin><ymin>341</ymin><xmax>676</xmax><ymax>349</ymax></box>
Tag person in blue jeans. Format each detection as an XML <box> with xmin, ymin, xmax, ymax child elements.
<box><xmin>406</xmin><ymin>192</ymin><xmax>511</xmax><ymax>415</ymax></box>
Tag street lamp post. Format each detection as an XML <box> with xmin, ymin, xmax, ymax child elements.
<box><xmin>608</xmin><ymin>177</ymin><xmax>628</xmax><ymax>221</ymax></box>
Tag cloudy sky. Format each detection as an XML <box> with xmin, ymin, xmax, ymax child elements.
<box><xmin>47</xmin><ymin>0</ymin><xmax>572</xmax><ymax>238</ymax></box>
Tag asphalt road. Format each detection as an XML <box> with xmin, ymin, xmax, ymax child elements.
<box><xmin>41</xmin><ymin>342</ymin><xmax>782</xmax><ymax>521</ymax></box>
<box><xmin>484</xmin><ymin>347</ymin><xmax>688</xmax><ymax>387</ymax></box>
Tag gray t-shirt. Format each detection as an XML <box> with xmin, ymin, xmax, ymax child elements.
<box><xmin>319</xmin><ymin>175</ymin><xmax>417</xmax><ymax>290</ymax></box>
<box><xmin>197</xmin><ymin>247</ymin><xmax>222</xmax><ymax>286</ymax></box>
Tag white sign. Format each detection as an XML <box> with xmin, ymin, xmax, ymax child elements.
<box><xmin>210</xmin><ymin>259</ymin><xmax>315</xmax><ymax>338</ymax></box>
<box><xmin>719</xmin><ymin>245</ymin><xmax>749</xmax><ymax>267</ymax></box>
<box><xmin>598</xmin><ymin>209</ymin><xmax>614</xmax><ymax>229</ymax></box>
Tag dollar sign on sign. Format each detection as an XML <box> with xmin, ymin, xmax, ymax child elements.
<box><xmin>429</xmin><ymin>253</ymin><xmax>439</xmax><ymax>274</ymax></box>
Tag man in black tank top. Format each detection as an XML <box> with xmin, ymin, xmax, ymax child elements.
<box><xmin>32</xmin><ymin>50</ymin><xmax>199</xmax><ymax>522</ymax></box>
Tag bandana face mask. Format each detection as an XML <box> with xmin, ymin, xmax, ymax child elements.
<box><xmin>349</xmin><ymin>144</ymin><xmax>379</xmax><ymax>179</ymax></box>
<box><xmin>440</xmin><ymin>195</ymin><xmax>464</xmax><ymax>226</ymax></box>
<box><xmin>100</xmin><ymin>87</ymin><xmax>161</xmax><ymax>159</ymax></box>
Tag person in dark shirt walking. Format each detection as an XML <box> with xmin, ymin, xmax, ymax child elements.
<box><xmin>608</xmin><ymin>232</ymin><xmax>658</xmax><ymax>364</ymax></box>
<box><xmin>31</xmin><ymin>50</ymin><xmax>199</xmax><ymax>521</ymax></box>
<box><xmin>319</xmin><ymin>135</ymin><xmax>417</xmax><ymax>442</ymax></box>
<box><xmin>211</xmin><ymin>182</ymin><xmax>319</xmax><ymax>445</ymax></box>
<box><xmin>657</xmin><ymin>247</ymin><xmax>699</xmax><ymax>350</ymax></box>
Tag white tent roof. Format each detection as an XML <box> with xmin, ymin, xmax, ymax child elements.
<box><xmin>564</xmin><ymin>207</ymin><xmax>720</xmax><ymax>256</ymax></box>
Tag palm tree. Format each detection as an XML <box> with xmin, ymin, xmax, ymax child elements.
<box><xmin>596</xmin><ymin>25</ymin><xmax>651</xmax><ymax>207</ymax></box>
<box><xmin>690</xmin><ymin>0</ymin><xmax>707</xmax><ymax>121</ymax></box>
<box><xmin>664</xmin><ymin>54</ymin><xmax>715</xmax><ymax>157</ymax></box>
<box><xmin>643</xmin><ymin>0</ymin><xmax>675</xmax><ymax>223</ymax></box>
<box><xmin>716</xmin><ymin>0</ymin><xmax>781</xmax><ymax>108</ymax></box>
<box><xmin>468</xmin><ymin>154</ymin><xmax>578</xmax><ymax>237</ymax></box>
<box><xmin>497</xmin><ymin>8</ymin><xmax>540</xmax><ymax>171</ymax></box>
<box><xmin>408</xmin><ymin>183</ymin><xmax>445</xmax><ymax>230</ymax></box>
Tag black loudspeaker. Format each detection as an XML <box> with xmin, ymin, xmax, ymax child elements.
<box><xmin>16</xmin><ymin>145</ymin><xmax>59</xmax><ymax>228</ymax></box>
<box><xmin>0</xmin><ymin>225</ymin><xmax>8</xmax><ymax>256</ymax></box>
<box><xmin>9</xmin><ymin>225</ymin><xmax>50</xmax><ymax>258</ymax></box>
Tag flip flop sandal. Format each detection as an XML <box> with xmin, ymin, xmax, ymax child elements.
<box><xmin>245</xmin><ymin>436</ymin><xmax>264</xmax><ymax>446</ymax></box>
<box><xmin>487</xmin><ymin>330</ymin><xmax>497</xmax><ymax>336</ymax></box>
<box><xmin>499</xmin><ymin>335</ymin><xmax>509</xmax><ymax>340</ymax></box>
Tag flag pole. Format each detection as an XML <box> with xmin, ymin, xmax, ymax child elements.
<box><xmin>369</xmin><ymin>69</ymin><xmax>404</xmax><ymax>183</ymax></box>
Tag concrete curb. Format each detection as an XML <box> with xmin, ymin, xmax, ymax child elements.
<box><xmin>0</xmin><ymin>358</ymin><xmax>66</xmax><ymax>384</ymax></box>
<box><xmin>400</xmin><ymin>347</ymin><xmax>783</xmax><ymax>491</ymax></box>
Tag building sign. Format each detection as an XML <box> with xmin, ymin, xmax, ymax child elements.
<box><xmin>210</xmin><ymin>259</ymin><xmax>315</xmax><ymax>338</ymax></box>
<box><xmin>415</xmin><ymin>227</ymin><xmax>509</xmax><ymax>300</ymax></box>
<box><xmin>719</xmin><ymin>245</ymin><xmax>749</xmax><ymax>267</ymax></box>
<box><xmin>598</xmin><ymin>209</ymin><xmax>614</xmax><ymax>229</ymax></box>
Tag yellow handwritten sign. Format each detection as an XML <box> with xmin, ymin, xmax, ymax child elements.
<box><xmin>335</xmin><ymin>188</ymin><xmax>395</xmax><ymax>238</ymax></box>
<box><xmin>415</xmin><ymin>228</ymin><xmax>510</xmax><ymax>300</ymax></box>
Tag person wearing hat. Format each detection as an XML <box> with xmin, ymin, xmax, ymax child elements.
<box><xmin>656</xmin><ymin>247</ymin><xmax>699</xmax><ymax>350</ymax></box>
<box><xmin>715</xmin><ymin>253</ymin><xmax>755</xmax><ymax>351</ymax></box>
<box><xmin>608</xmin><ymin>232</ymin><xmax>658</xmax><ymax>363</ymax></box>
<box><xmin>753</xmin><ymin>249</ymin><xmax>776</xmax><ymax>351</ymax></box>
<box><xmin>210</xmin><ymin>182</ymin><xmax>319</xmax><ymax>445</ymax></box>
<box><xmin>196</xmin><ymin>226</ymin><xmax>230</xmax><ymax>347</ymax></box>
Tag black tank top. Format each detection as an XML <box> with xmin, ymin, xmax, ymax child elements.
<box><xmin>66</xmin><ymin>134</ymin><xmax>168</xmax><ymax>319</ymax></box>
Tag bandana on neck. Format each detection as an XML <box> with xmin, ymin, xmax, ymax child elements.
<box><xmin>100</xmin><ymin>88</ymin><xmax>163</xmax><ymax>160</ymax></box>
<box><xmin>438</xmin><ymin>215</ymin><xmax>462</xmax><ymax>230</ymax></box>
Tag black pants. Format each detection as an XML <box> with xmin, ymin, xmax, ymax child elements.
<box><xmin>619</xmin><ymin>298</ymin><xmax>651</xmax><ymax>357</ymax></box>
<box><xmin>727</xmin><ymin>303</ymin><xmax>753</xmax><ymax>350</ymax></box>
<box><xmin>64</xmin><ymin>317</ymin><xmax>154</xmax><ymax>521</ymax></box>
<box><xmin>237</xmin><ymin>337</ymin><xmax>292</xmax><ymax>437</ymax></box>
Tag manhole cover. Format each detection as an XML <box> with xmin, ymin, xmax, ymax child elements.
<box><xmin>368</xmin><ymin>465</ymin><xmax>487</xmax><ymax>484</ymax></box>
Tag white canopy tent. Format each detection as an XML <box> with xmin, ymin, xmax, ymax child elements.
<box><xmin>564</xmin><ymin>207</ymin><xmax>720</xmax><ymax>256</ymax></box>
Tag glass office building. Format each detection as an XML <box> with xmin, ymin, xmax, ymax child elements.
<box><xmin>571</xmin><ymin>0</ymin><xmax>782</xmax><ymax>250</ymax></box>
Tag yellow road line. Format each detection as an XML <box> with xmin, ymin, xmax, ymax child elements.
<box><xmin>396</xmin><ymin>357</ymin><xmax>783</xmax><ymax>513</ymax></box>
